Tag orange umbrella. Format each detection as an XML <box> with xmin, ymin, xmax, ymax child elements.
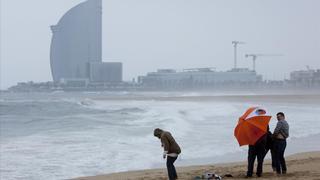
<box><xmin>234</xmin><ymin>107</ymin><xmax>271</xmax><ymax>146</ymax></box>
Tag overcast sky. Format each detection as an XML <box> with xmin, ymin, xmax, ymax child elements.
<box><xmin>1</xmin><ymin>0</ymin><xmax>319</xmax><ymax>89</ymax></box>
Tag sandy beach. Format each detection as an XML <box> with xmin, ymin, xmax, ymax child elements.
<box><xmin>75</xmin><ymin>151</ymin><xmax>320</xmax><ymax>180</ymax></box>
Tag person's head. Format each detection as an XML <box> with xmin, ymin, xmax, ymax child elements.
<box><xmin>276</xmin><ymin>112</ymin><xmax>285</xmax><ymax>121</ymax></box>
<box><xmin>153</xmin><ymin>128</ymin><xmax>163</xmax><ymax>139</ymax></box>
<box><xmin>256</xmin><ymin>109</ymin><xmax>266</xmax><ymax>115</ymax></box>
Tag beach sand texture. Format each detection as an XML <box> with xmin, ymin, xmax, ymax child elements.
<box><xmin>76</xmin><ymin>151</ymin><xmax>320</xmax><ymax>180</ymax></box>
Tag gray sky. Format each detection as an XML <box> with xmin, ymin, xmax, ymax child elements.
<box><xmin>1</xmin><ymin>0</ymin><xmax>320</xmax><ymax>89</ymax></box>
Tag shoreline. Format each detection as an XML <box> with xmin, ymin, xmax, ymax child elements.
<box><xmin>70</xmin><ymin>94</ymin><xmax>320</xmax><ymax>180</ymax></box>
<box><xmin>2</xmin><ymin>93</ymin><xmax>319</xmax><ymax>180</ymax></box>
<box><xmin>73</xmin><ymin>134</ymin><xmax>320</xmax><ymax>179</ymax></box>
<box><xmin>75</xmin><ymin>151</ymin><xmax>320</xmax><ymax>180</ymax></box>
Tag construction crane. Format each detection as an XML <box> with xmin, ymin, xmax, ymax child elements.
<box><xmin>232</xmin><ymin>41</ymin><xmax>246</xmax><ymax>69</ymax></box>
<box><xmin>245</xmin><ymin>54</ymin><xmax>283</xmax><ymax>72</ymax></box>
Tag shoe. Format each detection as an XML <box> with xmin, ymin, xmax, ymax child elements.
<box><xmin>282</xmin><ymin>171</ymin><xmax>287</xmax><ymax>174</ymax></box>
<box><xmin>256</xmin><ymin>174</ymin><xmax>262</xmax><ymax>177</ymax></box>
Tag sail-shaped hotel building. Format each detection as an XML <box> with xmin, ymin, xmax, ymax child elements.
<box><xmin>50</xmin><ymin>0</ymin><xmax>122</xmax><ymax>84</ymax></box>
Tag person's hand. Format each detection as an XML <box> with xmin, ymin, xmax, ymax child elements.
<box><xmin>163</xmin><ymin>151</ymin><xmax>168</xmax><ymax>159</ymax></box>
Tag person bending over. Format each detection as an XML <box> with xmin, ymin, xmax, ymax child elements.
<box><xmin>154</xmin><ymin>128</ymin><xmax>181</xmax><ymax>180</ymax></box>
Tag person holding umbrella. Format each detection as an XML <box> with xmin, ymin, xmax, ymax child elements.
<box><xmin>234</xmin><ymin>107</ymin><xmax>271</xmax><ymax>178</ymax></box>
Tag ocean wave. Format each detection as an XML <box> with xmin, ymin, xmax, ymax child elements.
<box><xmin>1</xmin><ymin>93</ymin><xmax>320</xmax><ymax>180</ymax></box>
<box><xmin>111</xmin><ymin>107</ymin><xmax>146</xmax><ymax>114</ymax></box>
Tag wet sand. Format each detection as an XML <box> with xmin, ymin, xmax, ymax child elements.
<box><xmin>75</xmin><ymin>151</ymin><xmax>320</xmax><ymax>180</ymax></box>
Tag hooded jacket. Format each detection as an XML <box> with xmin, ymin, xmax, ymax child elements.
<box><xmin>154</xmin><ymin>128</ymin><xmax>181</xmax><ymax>154</ymax></box>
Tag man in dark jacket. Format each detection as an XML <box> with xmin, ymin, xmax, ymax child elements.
<box><xmin>154</xmin><ymin>128</ymin><xmax>181</xmax><ymax>180</ymax></box>
<box><xmin>246</xmin><ymin>109</ymin><xmax>268</xmax><ymax>178</ymax></box>
<box><xmin>247</xmin><ymin>134</ymin><xmax>267</xmax><ymax>178</ymax></box>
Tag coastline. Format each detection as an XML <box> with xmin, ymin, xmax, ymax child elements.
<box><xmin>74</xmin><ymin>133</ymin><xmax>320</xmax><ymax>179</ymax></box>
<box><xmin>75</xmin><ymin>151</ymin><xmax>320</xmax><ymax>180</ymax></box>
<box><xmin>72</xmin><ymin>94</ymin><xmax>320</xmax><ymax>180</ymax></box>
<box><xmin>2</xmin><ymin>93</ymin><xmax>319</xmax><ymax>180</ymax></box>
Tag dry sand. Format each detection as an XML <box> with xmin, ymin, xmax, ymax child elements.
<box><xmin>75</xmin><ymin>151</ymin><xmax>320</xmax><ymax>180</ymax></box>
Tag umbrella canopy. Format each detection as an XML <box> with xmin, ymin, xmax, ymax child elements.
<box><xmin>234</xmin><ymin>107</ymin><xmax>271</xmax><ymax>146</ymax></box>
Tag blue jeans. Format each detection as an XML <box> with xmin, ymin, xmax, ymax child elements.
<box><xmin>167</xmin><ymin>156</ymin><xmax>178</xmax><ymax>180</ymax></box>
<box><xmin>274</xmin><ymin>139</ymin><xmax>287</xmax><ymax>174</ymax></box>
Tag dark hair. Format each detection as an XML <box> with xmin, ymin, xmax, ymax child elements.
<box><xmin>277</xmin><ymin>112</ymin><xmax>285</xmax><ymax>117</ymax></box>
<box><xmin>257</xmin><ymin>109</ymin><xmax>266</xmax><ymax>114</ymax></box>
<box><xmin>154</xmin><ymin>128</ymin><xmax>163</xmax><ymax>138</ymax></box>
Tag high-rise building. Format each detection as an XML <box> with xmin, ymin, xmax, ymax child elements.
<box><xmin>89</xmin><ymin>62</ymin><xmax>122</xmax><ymax>82</ymax></box>
<box><xmin>50</xmin><ymin>0</ymin><xmax>102</xmax><ymax>82</ymax></box>
<box><xmin>50</xmin><ymin>0</ymin><xmax>122</xmax><ymax>84</ymax></box>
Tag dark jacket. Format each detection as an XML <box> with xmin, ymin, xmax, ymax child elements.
<box><xmin>266</xmin><ymin>131</ymin><xmax>273</xmax><ymax>150</ymax></box>
<box><xmin>154</xmin><ymin>129</ymin><xmax>181</xmax><ymax>154</ymax></box>
<box><xmin>253</xmin><ymin>133</ymin><xmax>268</xmax><ymax>150</ymax></box>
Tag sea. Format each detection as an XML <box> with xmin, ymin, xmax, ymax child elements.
<box><xmin>1</xmin><ymin>91</ymin><xmax>320</xmax><ymax>180</ymax></box>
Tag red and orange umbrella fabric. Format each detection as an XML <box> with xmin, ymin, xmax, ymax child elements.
<box><xmin>234</xmin><ymin>107</ymin><xmax>271</xmax><ymax>146</ymax></box>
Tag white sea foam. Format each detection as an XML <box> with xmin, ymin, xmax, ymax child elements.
<box><xmin>1</xmin><ymin>93</ymin><xmax>320</xmax><ymax>180</ymax></box>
